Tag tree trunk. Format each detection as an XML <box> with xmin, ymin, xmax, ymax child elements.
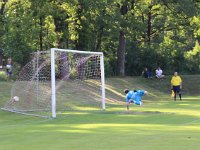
<box><xmin>0</xmin><ymin>0</ymin><xmax>7</xmax><ymax>48</ymax></box>
<box><xmin>147</xmin><ymin>5</ymin><xmax>152</xmax><ymax>43</ymax></box>
<box><xmin>39</xmin><ymin>16</ymin><xmax>43</xmax><ymax>51</ymax></box>
<box><xmin>95</xmin><ymin>26</ymin><xmax>104</xmax><ymax>51</ymax></box>
<box><xmin>75</xmin><ymin>4</ymin><xmax>82</xmax><ymax>50</ymax></box>
<box><xmin>116</xmin><ymin>1</ymin><xmax>128</xmax><ymax>76</ymax></box>
<box><xmin>0</xmin><ymin>0</ymin><xmax>7</xmax><ymax>16</ymax></box>
<box><xmin>117</xmin><ymin>31</ymin><xmax>126</xmax><ymax>76</ymax></box>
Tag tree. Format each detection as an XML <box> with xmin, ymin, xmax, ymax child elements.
<box><xmin>0</xmin><ymin>0</ymin><xmax>200</xmax><ymax>75</ymax></box>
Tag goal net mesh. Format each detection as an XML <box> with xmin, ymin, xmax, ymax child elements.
<box><xmin>2</xmin><ymin>50</ymin><xmax>104</xmax><ymax>118</ymax></box>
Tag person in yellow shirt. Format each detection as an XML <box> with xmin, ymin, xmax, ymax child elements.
<box><xmin>171</xmin><ymin>72</ymin><xmax>182</xmax><ymax>101</ymax></box>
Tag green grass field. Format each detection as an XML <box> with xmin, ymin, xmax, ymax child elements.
<box><xmin>0</xmin><ymin>75</ymin><xmax>200</xmax><ymax>150</ymax></box>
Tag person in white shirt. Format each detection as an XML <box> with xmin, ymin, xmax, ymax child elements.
<box><xmin>155</xmin><ymin>67</ymin><xmax>165</xmax><ymax>79</ymax></box>
<box><xmin>6</xmin><ymin>58</ymin><xmax>13</xmax><ymax>79</ymax></box>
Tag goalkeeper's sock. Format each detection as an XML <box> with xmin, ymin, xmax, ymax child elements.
<box><xmin>179</xmin><ymin>94</ymin><xmax>182</xmax><ymax>100</ymax></box>
<box><xmin>174</xmin><ymin>94</ymin><xmax>176</xmax><ymax>101</ymax></box>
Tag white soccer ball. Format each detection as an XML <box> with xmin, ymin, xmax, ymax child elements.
<box><xmin>13</xmin><ymin>96</ymin><xmax>19</xmax><ymax>102</ymax></box>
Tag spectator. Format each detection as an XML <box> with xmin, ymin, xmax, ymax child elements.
<box><xmin>155</xmin><ymin>67</ymin><xmax>165</xmax><ymax>79</ymax></box>
<box><xmin>6</xmin><ymin>58</ymin><xmax>13</xmax><ymax>79</ymax></box>
<box><xmin>142</xmin><ymin>67</ymin><xmax>152</xmax><ymax>79</ymax></box>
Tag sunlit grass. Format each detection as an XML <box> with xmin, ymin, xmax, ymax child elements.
<box><xmin>0</xmin><ymin>75</ymin><xmax>200</xmax><ymax>150</ymax></box>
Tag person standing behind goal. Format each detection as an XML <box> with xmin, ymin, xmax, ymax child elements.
<box><xmin>6</xmin><ymin>58</ymin><xmax>13</xmax><ymax>79</ymax></box>
<box><xmin>171</xmin><ymin>72</ymin><xmax>182</xmax><ymax>101</ymax></box>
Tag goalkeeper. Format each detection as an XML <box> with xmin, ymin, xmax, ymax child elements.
<box><xmin>124</xmin><ymin>89</ymin><xmax>148</xmax><ymax>111</ymax></box>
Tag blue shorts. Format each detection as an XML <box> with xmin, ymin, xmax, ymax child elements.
<box><xmin>128</xmin><ymin>100</ymin><xmax>142</xmax><ymax>105</ymax></box>
<box><xmin>7</xmin><ymin>71</ymin><xmax>12</xmax><ymax>75</ymax></box>
<box><xmin>134</xmin><ymin>100</ymin><xmax>142</xmax><ymax>105</ymax></box>
<box><xmin>173</xmin><ymin>86</ymin><xmax>180</xmax><ymax>93</ymax></box>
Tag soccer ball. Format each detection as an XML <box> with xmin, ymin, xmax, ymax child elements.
<box><xmin>13</xmin><ymin>96</ymin><xmax>19</xmax><ymax>102</ymax></box>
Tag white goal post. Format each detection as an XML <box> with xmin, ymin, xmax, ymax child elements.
<box><xmin>2</xmin><ymin>48</ymin><xmax>106</xmax><ymax>118</ymax></box>
<box><xmin>51</xmin><ymin>48</ymin><xmax>106</xmax><ymax>118</ymax></box>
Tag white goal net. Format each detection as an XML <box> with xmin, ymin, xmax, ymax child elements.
<box><xmin>2</xmin><ymin>48</ymin><xmax>105</xmax><ymax>118</ymax></box>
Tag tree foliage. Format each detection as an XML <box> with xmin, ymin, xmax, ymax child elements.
<box><xmin>0</xmin><ymin>0</ymin><xmax>200</xmax><ymax>75</ymax></box>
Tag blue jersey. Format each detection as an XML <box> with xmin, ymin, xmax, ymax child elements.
<box><xmin>125</xmin><ymin>90</ymin><xmax>145</xmax><ymax>103</ymax></box>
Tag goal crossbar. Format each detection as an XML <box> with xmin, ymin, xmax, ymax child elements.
<box><xmin>51</xmin><ymin>48</ymin><xmax>104</xmax><ymax>55</ymax></box>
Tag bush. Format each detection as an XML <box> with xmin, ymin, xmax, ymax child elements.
<box><xmin>0</xmin><ymin>71</ymin><xmax>7</xmax><ymax>81</ymax></box>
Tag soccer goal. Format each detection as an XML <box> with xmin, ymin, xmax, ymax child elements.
<box><xmin>2</xmin><ymin>48</ymin><xmax>106</xmax><ymax>118</ymax></box>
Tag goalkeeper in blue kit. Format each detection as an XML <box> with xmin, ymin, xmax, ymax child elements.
<box><xmin>124</xmin><ymin>89</ymin><xmax>148</xmax><ymax>111</ymax></box>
